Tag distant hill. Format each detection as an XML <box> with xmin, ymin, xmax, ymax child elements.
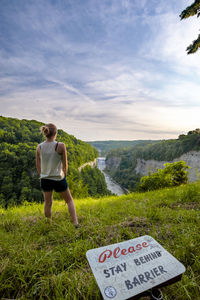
<box><xmin>105</xmin><ymin>129</ymin><xmax>200</xmax><ymax>191</ymax></box>
<box><xmin>0</xmin><ymin>116</ymin><xmax>110</xmax><ymax>207</ymax></box>
<box><xmin>87</xmin><ymin>140</ymin><xmax>160</xmax><ymax>155</ymax></box>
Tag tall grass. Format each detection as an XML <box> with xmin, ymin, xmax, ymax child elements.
<box><xmin>0</xmin><ymin>183</ymin><xmax>200</xmax><ymax>299</ymax></box>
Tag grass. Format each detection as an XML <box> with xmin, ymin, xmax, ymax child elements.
<box><xmin>0</xmin><ymin>182</ymin><xmax>200</xmax><ymax>299</ymax></box>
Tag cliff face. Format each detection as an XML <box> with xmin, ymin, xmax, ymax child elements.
<box><xmin>105</xmin><ymin>156</ymin><xmax>121</xmax><ymax>172</ymax></box>
<box><xmin>135</xmin><ymin>151</ymin><xmax>200</xmax><ymax>182</ymax></box>
<box><xmin>78</xmin><ymin>159</ymin><xmax>97</xmax><ymax>172</ymax></box>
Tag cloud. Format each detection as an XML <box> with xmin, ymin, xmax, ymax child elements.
<box><xmin>0</xmin><ymin>0</ymin><xmax>200</xmax><ymax>140</ymax></box>
<box><xmin>141</xmin><ymin>9</ymin><xmax>200</xmax><ymax>73</ymax></box>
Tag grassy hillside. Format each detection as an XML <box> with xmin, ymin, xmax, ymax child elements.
<box><xmin>0</xmin><ymin>183</ymin><xmax>199</xmax><ymax>299</ymax></box>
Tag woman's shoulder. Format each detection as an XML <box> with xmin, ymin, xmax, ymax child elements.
<box><xmin>56</xmin><ymin>142</ymin><xmax>66</xmax><ymax>154</ymax></box>
<box><xmin>37</xmin><ymin>141</ymin><xmax>45</xmax><ymax>149</ymax></box>
<box><xmin>56</xmin><ymin>141</ymin><xmax>65</xmax><ymax>147</ymax></box>
<box><xmin>36</xmin><ymin>142</ymin><xmax>43</xmax><ymax>153</ymax></box>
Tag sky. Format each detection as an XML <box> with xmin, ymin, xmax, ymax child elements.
<box><xmin>0</xmin><ymin>0</ymin><xmax>200</xmax><ymax>141</ymax></box>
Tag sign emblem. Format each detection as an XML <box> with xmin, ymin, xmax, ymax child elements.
<box><xmin>104</xmin><ymin>286</ymin><xmax>117</xmax><ymax>298</ymax></box>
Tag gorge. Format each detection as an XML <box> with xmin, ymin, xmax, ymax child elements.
<box><xmin>135</xmin><ymin>151</ymin><xmax>200</xmax><ymax>182</ymax></box>
<box><xmin>97</xmin><ymin>157</ymin><xmax>125</xmax><ymax>196</ymax></box>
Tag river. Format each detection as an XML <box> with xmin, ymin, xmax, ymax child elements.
<box><xmin>97</xmin><ymin>157</ymin><xmax>125</xmax><ymax>196</ymax></box>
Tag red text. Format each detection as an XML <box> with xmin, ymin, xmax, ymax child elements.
<box><xmin>98</xmin><ymin>242</ymin><xmax>149</xmax><ymax>263</ymax></box>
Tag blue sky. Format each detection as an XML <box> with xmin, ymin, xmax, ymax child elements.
<box><xmin>0</xmin><ymin>0</ymin><xmax>200</xmax><ymax>141</ymax></box>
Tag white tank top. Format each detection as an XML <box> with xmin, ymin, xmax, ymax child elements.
<box><xmin>39</xmin><ymin>141</ymin><xmax>65</xmax><ymax>181</ymax></box>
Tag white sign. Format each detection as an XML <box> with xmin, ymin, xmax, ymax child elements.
<box><xmin>86</xmin><ymin>235</ymin><xmax>185</xmax><ymax>300</ymax></box>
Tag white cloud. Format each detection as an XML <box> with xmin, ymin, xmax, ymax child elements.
<box><xmin>0</xmin><ymin>0</ymin><xmax>200</xmax><ymax>140</ymax></box>
<box><xmin>142</xmin><ymin>11</ymin><xmax>200</xmax><ymax>73</ymax></box>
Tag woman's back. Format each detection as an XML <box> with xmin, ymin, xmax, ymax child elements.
<box><xmin>40</xmin><ymin>141</ymin><xmax>64</xmax><ymax>180</ymax></box>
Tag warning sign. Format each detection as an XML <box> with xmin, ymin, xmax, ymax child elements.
<box><xmin>86</xmin><ymin>235</ymin><xmax>185</xmax><ymax>300</ymax></box>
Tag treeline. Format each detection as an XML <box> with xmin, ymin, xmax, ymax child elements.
<box><xmin>88</xmin><ymin>140</ymin><xmax>160</xmax><ymax>156</ymax></box>
<box><xmin>106</xmin><ymin>129</ymin><xmax>200</xmax><ymax>191</ymax></box>
<box><xmin>0</xmin><ymin>116</ymin><xmax>110</xmax><ymax>207</ymax></box>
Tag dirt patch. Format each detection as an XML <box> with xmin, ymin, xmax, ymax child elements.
<box><xmin>53</xmin><ymin>211</ymin><xmax>63</xmax><ymax>218</ymax></box>
<box><xmin>158</xmin><ymin>202</ymin><xmax>169</xmax><ymax>208</ymax></box>
<box><xmin>21</xmin><ymin>216</ymin><xmax>42</xmax><ymax>224</ymax></box>
<box><xmin>119</xmin><ymin>217</ymin><xmax>151</xmax><ymax>235</ymax></box>
<box><xmin>103</xmin><ymin>217</ymin><xmax>151</xmax><ymax>241</ymax></box>
<box><xmin>119</xmin><ymin>217</ymin><xmax>149</xmax><ymax>228</ymax></box>
<box><xmin>94</xmin><ymin>225</ymin><xmax>123</xmax><ymax>245</ymax></box>
<box><xmin>170</xmin><ymin>202</ymin><xmax>199</xmax><ymax>210</ymax></box>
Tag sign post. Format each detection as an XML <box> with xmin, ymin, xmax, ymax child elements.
<box><xmin>86</xmin><ymin>235</ymin><xmax>185</xmax><ymax>300</ymax></box>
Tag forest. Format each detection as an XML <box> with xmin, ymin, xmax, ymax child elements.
<box><xmin>88</xmin><ymin>140</ymin><xmax>160</xmax><ymax>156</ymax></box>
<box><xmin>0</xmin><ymin>116</ymin><xmax>110</xmax><ymax>208</ymax></box>
<box><xmin>106</xmin><ymin>129</ymin><xmax>200</xmax><ymax>191</ymax></box>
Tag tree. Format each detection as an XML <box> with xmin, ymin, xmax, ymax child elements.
<box><xmin>180</xmin><ymin>0</ymin><xmax>200</xmax><ymax>54</ymax></box>
<box><xmin>0</xmin><ymin>116</ymin><xmax>100</xmax><ymax>205</ymax></box>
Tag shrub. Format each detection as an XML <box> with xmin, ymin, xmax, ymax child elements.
<box><xmin>138</xmin><ymin>161</ymin><xmax>190</xmax><ymax>192</ymax></box>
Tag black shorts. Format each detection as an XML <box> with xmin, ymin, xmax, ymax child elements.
<box><xmin>40</xmin><ymin>177</ymin><xmax>68</xmax><ymax>192</ymax></box>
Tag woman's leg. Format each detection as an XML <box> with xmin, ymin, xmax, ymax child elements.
<box><xmin>60</xmin><ymin>188</ymin><xmax>78</xmax><ymax>225</ymax></box>
<box><xmin>43</xmin><ymin>191</ymin><xmax>53</xmax><ymax>220</ymax></box>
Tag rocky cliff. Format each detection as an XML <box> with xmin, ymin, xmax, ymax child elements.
<box><xmin>105</xmin><ymin>156</ymin><xmax>121</xmax><ymax>172</ymax></box>
<box><xmin>135</xmin><ymin>151</ymin><xmax>200</xmax><ymax>182</ymax></box>
<box><xmin>78</xmin><ymin>159</ymin><xmax>97</xmax><ymax>172</ymax></box>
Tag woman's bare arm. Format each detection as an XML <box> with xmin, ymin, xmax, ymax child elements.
<box><xmin>36</xmin><ymin>145</ymin><xmax>41</xmax><ymax>175</ymax></box>
<box><xmin>57</xmin><ymin>143</ymin><xmax>68</xmax><ymax>176</ymax></box>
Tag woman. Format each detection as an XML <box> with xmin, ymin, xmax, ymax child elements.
<box><xmin>36</xmin><ymin>123</ymin><xmax>78</xmax><ymax>227</ymax></box>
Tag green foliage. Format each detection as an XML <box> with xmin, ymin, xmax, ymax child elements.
<box><xmin>106</xmin><ymin>129</ymin><xmax>200</xmax><ymax>191</ymax></box>
<box><xmin>185</xmin><ymin>34</ymin><xmax>200</xmax><ymax>54</ymax></box>
<box><xmin>0</xmin><ymin>116</ymin><xmax>101</xmax><ymax>207</ymax></box>
<box><xmin>0</xmin><ymin>183</ymin><xmax>199</xmax><ymax>299</ymax></box>
<box><xmin>0</xmin><ymin>142</ymin><xmax>40</xmax><ymax>208</ymax></box>
<box><xmin>138</xmin><ymin>161</ymin><xmax>190</xmax><ymax>192</ymax></box>
<box><xmin>180</xmin><ymin>0</ymin><xmax>200</xmax><ymax>54</ymax></box>
<box><xmin>81</xmin><ymin>166</ymin><xmax>112</xmax><ymax>197</ymax></box>
<box><xmin>180</xmin><ymin>0</ymin><xmax>200</xmax><ymax>19</ymax></box>
<box><xmin>88</xmin><ymin>140</ymin><xmax>160</xmax><ymax>156</ymax></box>
<box><xmin>65</xmin><ymin>166</ymin><xmax>111</xmax><ymax>199</ymax></box>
